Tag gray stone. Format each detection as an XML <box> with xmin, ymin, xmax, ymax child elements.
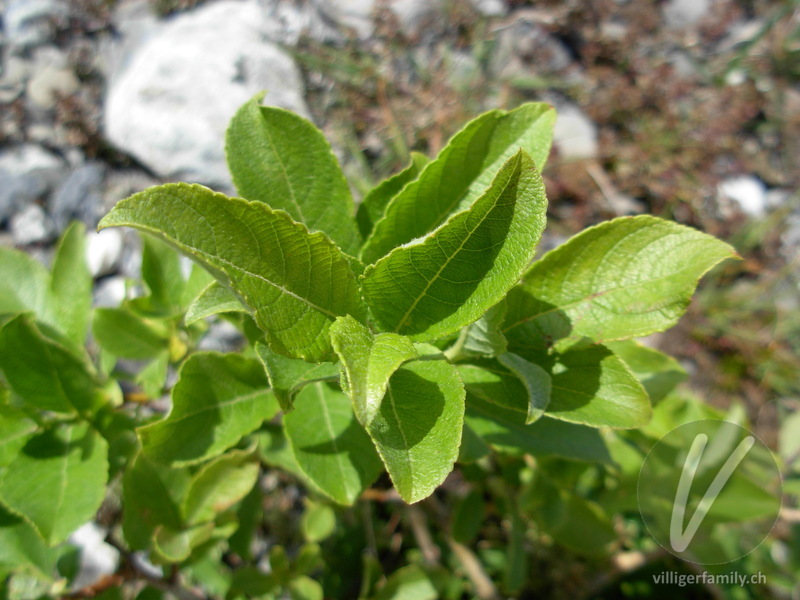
<box><xmin>198</xmin><ymin>319</ymin><xmax>245</xmax><ymax>353</ymax></box>
<box><xmin>104</xmin><ymin>0</ymin><xmax>309</xmax><ymax>191</ymax></box>
<box><xmin>4</xmin><ymin>0</ymin><xmax>70</xmax><ymax>48</ymax></box>
<box><xmin>27</xmin><ymin>63</ymin><xmax>80</xmax><ymax>110</ymax></box>
<box><xmin>663</xmin><ymin>0</ymin><xmax>711</xmax><ymax>28</ymax></box>
<box><xmin>468</xmin><ymin>0</ymin><xmax>506</xmax><ymax>17</ymax></box>
<box><xmin>0</xmin><ymin>144</ymin><xmax>66</xmax><ymax>223</ymax></box>
<box><xmin>50</xmin><ymin>163</ymin><xmax>106</xmax><ymax>232</ymax></box>
<box><xmin>489</xmin><ymin>21</ymin><xmax>575</xmax><ymax>82</ymax></box>
<box><xmin>552</xmin><ymin>102</ymin><xmax>598</xmax><ymax>161</ymax></box>
<box><xmin>11</xmin><ymin>204</ymin><xmax>53</xmax><ymax>245</ymax></box>
<box><xmin>93</xmin><ymin>275</ymin><xmax>127</xmax><ymax>308</ymax></box>
<box><xmin>257</xmin><ymin>0</ymin><xmax>343</xmax><ymax>45</ymax></box>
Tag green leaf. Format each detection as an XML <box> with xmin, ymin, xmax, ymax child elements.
<box><xmin>139</xmin><ymin>352</ymin><xmax>279</xmax><ymax>466</ymax></box>
<box><xmin>152</xmin><ymin>523</ymin><xmax>214</xmax><ymax>563</ymax></box>
<box><xmin>464</xmin><ymin>394</ymin><xmax>612</xmax><ymax>463</ymax></box>
<box><xmin>366</xmin><ymin>359</ymin><xmax>465</xmax><ymax>503</ymax></box>
<box><xmin>182</xmin><ymin>449</ymin><xmax>260</xmax><ymax>526</ymax></box>
<box><xmin>288</xmin><ymin>575</ymin><xmax>324</xmax><ymax>600</ymax></box>
<box><xmin>184</xmin><ymin>281</ymin><xmax>246</xmax><ymax>326</ymax></box>
<box><xmin>301</xmin><ymin>502</ymin><xmax>336</xmax><ymax>543</ymax></box>
<box><xmin>256</xmin><ymin>343</ymin><xmax>339</xmax><ymax>412</ymax></box>
<box><xmin>329</xmin><ymin>315</ymin><xmax>417</xmax><ymax>426</ymax></box>
<box><xmin>462</xmin><ymin>301</ymin><xmax>508</xmax><ymax>356</ymax></box>
<box><xmin>0</xmin><ymin>406</ymin><xmax>37</xmax><ymax>468</ymax></box>
<box><xmin>504</xmin><ymin>215</ymin><xmax>738</xmax><ymax>348</ymax></box>
<box><xmin>135</xmin><ymin>349</ymin><xmax>170</xmax><ymax>399</ymax></box>
<box><xmin>50</xmin><ymin>222</ymin><xmax>92</xmax><ymax>345</ymax></box>
<box><xmin>362</xmin><ymin>150</ymin><xmax>547</xmax><ymax>342</ymax></box>
<box><xmin>122</xmin><ymin>453</ymin><xmax>191</xmax><ymax>550</ymax></box>
<box><xmin>284</xmin><ymin>383</ymin><xmax>383</xmax><ymax>505</ymax></box>
<box><xmin>451</xmin><ymin>490</ymin><xmax>485</xmax><ymax>544</ymax></box>
<box><xmin>0</xmin><ymin>507</ymin><xmax>57</xmax><ymax>580</ymax></box>
<box><xmin>375</xmin><ymin>565</ymin><xmax>437</xmax><ymax>600</ymax></box>
<box><xmin>226</xmin><ymin>94</ymin><xmax>361</xmax><ymax>255</ymax></box>
<box><xmin>458</xmin><ymin>354</ymin><xmax>550</xmax><ymax>424</ymax></box>
<box><xmin>605</xmin><ymin>340</ymin><xmax>687</xmax><ymax>402</ymax></box>
<box><xmin>546</xmin><ymin>345</ymin><xmax>651</xmax><ymax>429</ymax></box>
<box><xmin>0</xmin><ymin>247</ymin><xmax>56</xmax><ymax>326</ymax></box>
<box><xmin>99</xmin><ymin>184</ymin><xmax>366</xmax><ymax>362</ymax></box>
<box><xmin>0</xmin><ymin>422</ymin><xmax>108</xmax><ymax>545</ymax></box>
<box><xmin>356</xmin><ymin>152</ymin><xmax>429</xmax><ymax>239</ymax></box>
<box><xmin>0</xmin><ymin>315</ymin><xmax>99</xmax><ymax>414</ymax></box>
<box><xmin>139</xmin><ymin>234</ymin><xmax>187</xmax><ymax>314</ymax></box>
<box><xmin>361</xmin><ymin>102</ymin><xmax>555</xmax><ymax>263</ymax></box>
<box><xmin>92</xmin><ymin>308</ymin><xmax>169</xmax><ymax>360</ymax></box>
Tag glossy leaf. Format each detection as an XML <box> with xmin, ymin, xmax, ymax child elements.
<box><xmin>547</xmin><ymin>345</ymin><xmax>651</xmax><ymax>428</ymax></box>
<box><xmin>50</xmin><ymin>222</ymin><xmax>92</xmax><ymax>345</ymax></box>
<box><xmin>605</xmin><ymin>340</ymin><xmax>687</xmax><ymax>402</ymax></box>
<box><xmin>366</xmin><ymin>359</ymin><xmax>465</xmax><ymax>503</ymax></box>
<box><xmin>182</xmin><ymin>449</ymin><xmax>260</xmax><ymax>525</ymax></box>
<box><xmin>99</xmin><ymin>184</ymin><xmax>366</xmax><ymax>362</ymax></box>
<box><xmin>361</xmin><ymin>102</ymin><xmax>555</xmax><ymax>263</ymax></box>
<box><xmin>362</xmin><ymin>150</ymin><xmax>547</xmax><ymax>342</ymax></box>
<box><xmin>504</xmin><ymin>216</ymin><xmax>738</xmax><ymax>348</ymax></box>
<box><xmin>226</xmin><ymin>94</ymin><xmax>361</xmax><ymax>255</ymax></box>
<box><xmin>184</xmin><ymin>281</ymin><xmax>246</xmax><ymax>325</ymax></box>
<box><xmin>329</xmin><ymin>315</ymin><xmax>417</xmax><ymax>426</ymax></box>
<box><xmin>356</xmin><ymin>152</ymin><xmax>429</xmax><ymax>239</ymax></box>
<box><xmin>0</xmin><ymin>422</ymin><xmax>108</xmax><ymax>545</ymax></box>
<box><xmin>284</xmin><ymin>383</ymin><xmax>383</xmax><ymax>505</ymax></box>
<box><xmin>464</xmin><ymin>395</ymin><xmax>612</xmax><ymax>463</ymax></box>
<box><xmin>0</xmin><ymin>507</ymin><xmax>57</xmax><ymax>580</ymax></box>
<box><xmin>139</xmin><ymin>352</ymin><xmax>279</xmax><ymax>466</ymax></box>
<box><xmin>256</xmin><ymin>343</ymin><xmax>339</xmax><ymax>412</ymax></box>
<box><xmin>0</xmin><ymin>314</ymin><xmax>99</xmax><ymax>414</ymax></box>
<box><xmin>374</xmin><ymin>565</ymin><xmax>437</xmax><ymax>600</ymax></box>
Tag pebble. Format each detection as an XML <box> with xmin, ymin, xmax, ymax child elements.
<box><xmin>68</xmin><ymin>523</ymin><xmax>120</xmax><ymax>592</ymax></box>
<box><xmin>0</xmin><ymin>144</ymin><xmax>66</xmax><ymax>223</ymax></box>
<box><xmin>104</xmin><ymin>0</ymin><xmax>309</xmax><ymax>191</ymax></box>
<box><xmin>552</xmin><ymin>102</ymin><xmax>599</xmax><ymax>161</ymax></box>
<box><xmin>11</xmin><ymin>204</ymin><xmax>53</xmax><ymax>245</ymax></box>
<box><xmin>93</xmin><ymin>275</ymin><xmax>127</xmax><ymax>307</ymax></box>
<box><xmin>86</xmin><ymin>228</ymin><xmax>124</xmax><ymax>278</ymax></box>
<box><xmin>27</xmin><ymin>63</ymin><xmax>80</xmax><ymax>110</ymax></box>
<box><xmin>50</xmin><ymin>163</ymin><xmax>107</xmax><ymax>232</ymax></box>
<box><xmin>663</xmin><ymin>0</ymin><xmax>711</xmax><ymax>28</ymax></box>
<box><xmin>717</xmin><ymin>175</ymin><xmax>767</xmax><ymax>218</ymax></box>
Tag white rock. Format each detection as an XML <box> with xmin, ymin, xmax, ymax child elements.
<box><xmin>257</xmin><ymin>0</ymin><xmax>342</xmax><ymax>45</ymax></box>
<box><xmin>86</xmin><ymin>228</ymin><xmax>124</xmax><ymax>277</ymax></box>
<box><xmin>717</xmin><ymin>175</ymin><xmax>767</xmax><ymax>218</ymax></box>
<box><xmin>11</xmin><ymin>204</ymin><xmax>53</xmax><ymax>245</ymax></box>
<box><xmin>93</xmin><ymin>275</ymin><xmax>127</xmax><ymax>307</ymax></box>
<box><xmin>468</xmin><ymin>0</ymin><xmax>506</xmax><ymax>17</ymax></box>
<box><xmin>663</xmin><ymin>0</ymin><xmax>711</xmax><ymax>28</ymax></box>
<box><xmin>552</xmin><ymin>103</ymin><xmax>598</xmax><ymax>161</ymax></box>
<box><xmin>68</xmin><ymin>523</ymin><xmax>120</xmax><ymax>592</ymax></box>
<box><xmin>104</xmin><ymin>0</ymin><xmax>309</xmax><ymax>191</ymax></box>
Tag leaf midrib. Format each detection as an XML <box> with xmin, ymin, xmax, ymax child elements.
<box><xmin>392</xmin><ymin>158</ymin><xmax>519</xmax><ymax>332</ymax></box>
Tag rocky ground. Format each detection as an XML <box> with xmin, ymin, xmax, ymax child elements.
<box><xmin>1</xmin><ymin>0</ymin><xmax>798</xmax><ymax>436</ymax></box>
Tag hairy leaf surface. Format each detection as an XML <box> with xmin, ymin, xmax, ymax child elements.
<box><xmin>504</xmin><ymin>216</ymin><xmax>738</xmax><ymax>348</ymax></box>
<box><xmin>366</xmin><ymin>359</ymin><xmax>465</xmax><ymax>503</ymax></box>
<box><xmin>361</xmin><ymin>103</ymin><xmax>555</xmax><ymax>263</ymax></box>
<box><xmin>362</xmin><ymin>151</ymin><xmax>546</xmax><ymax>341</ymax></box>
<box><xmin>99</xmin><ymin>183</ymin><xmax>366</xmax><ymax>361</ymax></box>
<box><xmin>226</xmin><ymin>94</ymin><xmax>361</xmax><ymax>255</ymax></box>
<box><xmin>330</xmin><ymin>315</ymin><xmax>417</xmax><ymax>426</ymax></box>
<box><xmin>284</xmin><ymin>383</ymin><xmax>383</xmax><ymax>505</ymax></box>
<box><xmin>256</xmin><ymin>343</ymin><xmax>339</xmax><ymax>412</ymax></box>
